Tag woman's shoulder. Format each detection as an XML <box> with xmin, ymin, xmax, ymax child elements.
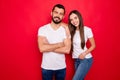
<box><xmin>84</xmin><ymin>26</ymin><xmax>92</xmax><ymax>31</ymax></box>
<box><xmin>84</xmin><ymin>26</ymin><xmax>91</xmax><ymax>29</ymax></box>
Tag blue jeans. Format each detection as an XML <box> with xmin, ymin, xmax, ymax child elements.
<box><xmin>42</xmin><ymin>68</ymin><xmax>66</xmax><ymax>80</ymax></box>
<box><xmin>73</xmin><ymin>58</ymin><xmax>93</xmax><ymax>80</ymax></box>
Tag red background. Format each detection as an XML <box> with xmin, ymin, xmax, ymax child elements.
<box><xmin>0</xmin><ymin>0</ymin><xmax>120</xmax><ymax>80</ymax></box>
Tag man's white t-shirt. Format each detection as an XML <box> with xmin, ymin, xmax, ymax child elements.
<box><xmin>72</xmin><ymin>26</ymin><xmax>93</xmax><ymax>59</ymax></box>
<box><xmin>38</xmin><ymin>24</ymin><xmax>67</xmax><ymax>70</ymax></box>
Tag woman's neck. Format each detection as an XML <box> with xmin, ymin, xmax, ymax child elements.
<box><xmin>76</xmin><ymin>27</ymin><xmax>79</xmax><ymax>31</ymax></box>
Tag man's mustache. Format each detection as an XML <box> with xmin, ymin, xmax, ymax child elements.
<box><xmin>53</xmin><ymin>16</ymin><xmax>60</xmax><ymax>20</ymax></box>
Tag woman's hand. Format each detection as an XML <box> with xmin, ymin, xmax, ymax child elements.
<box><xmin>61</xmin><ymin>22</ymin><xmax>71</xmax><ymax>38</ymax></box>
<box><xmin>78</xmin><ymin>52</ymin><xmax>86</xmax><ymax>59</ymax></box>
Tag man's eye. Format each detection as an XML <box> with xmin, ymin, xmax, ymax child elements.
<box><xmin>60</xmin><ymin>13</ymin><xmax>64</xmax><ymax>15</ymax></box>
<box><xmin>54</xmin><ymin>11</ymin><xmax>58</xmax><ymax>14</ymax></box>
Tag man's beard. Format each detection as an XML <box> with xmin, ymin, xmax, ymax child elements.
<box><xmin>52</xmin><ymin>16</ymin><xmax>62</xmax><ymax>24</ymax></box>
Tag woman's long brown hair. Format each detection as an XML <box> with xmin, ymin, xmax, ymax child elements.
<box><xmin>68</xmin><ymin>10</ymin><xmax>85</xmax><ymax>51</ymax></box>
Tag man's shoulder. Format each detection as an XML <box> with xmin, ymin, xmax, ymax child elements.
<box><xmin>38</xmin><ymin>23</ymin><xmax>50</xmax><ymax>30</ymax></box>
<box><xmin>38</xmin><ymin>24</ymin><xmax>50</xmax><ymax>36</ymax></box>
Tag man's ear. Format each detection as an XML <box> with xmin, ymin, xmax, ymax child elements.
<box><xmin>63</xmin><ymin>15</ymin><xmax>65</xmax><ymax>19</ymax></box>
<box><xmin>51</xmin><ymin>12</ymin><xmax>52</xmax><ymax>16</ymax></box>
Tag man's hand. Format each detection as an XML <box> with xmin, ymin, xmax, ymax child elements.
<box><xmin>38</xmin><ymin>36</ymin><xmax>64</xmax><ymax>53</ymax></box>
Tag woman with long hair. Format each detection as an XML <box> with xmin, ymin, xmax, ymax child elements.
<box><xmin>68</xmin><ymin>10</ymin><xmax>96</xmax><ymax>80</ymax></box>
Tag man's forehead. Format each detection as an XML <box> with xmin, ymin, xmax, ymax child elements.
<box><xmin>54</xmin><ymin>7</ymin><xmax>64</xmax><ymax>13</ymax></box>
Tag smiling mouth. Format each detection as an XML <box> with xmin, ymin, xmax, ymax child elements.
<box><xmin>54</xmin><ymin>17</ymin><xmax>60</xmax><ymax>20</ymax></box>
<box><xmin>54</xmin><ymin>18</ymin><xmax>61</xmax><ymax>22</ymax></box>
<box><xmin>73</xmin><ymin>23</ymin><xmax>77</xmax><ymax>25</ymax></box>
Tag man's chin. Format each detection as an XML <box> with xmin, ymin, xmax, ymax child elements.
<box><xmin>53</xmin><ymin>21</ymin><xmax>61</xmax><ymax>24</ymax></box>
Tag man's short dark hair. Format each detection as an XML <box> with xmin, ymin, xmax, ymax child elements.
<box><xmin>52</xmin><ymin>4</ymin><xmax>65</xmax><ymax>14</ymax></box>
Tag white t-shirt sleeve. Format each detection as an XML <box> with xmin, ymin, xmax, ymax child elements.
<box><xmin>86</xmin><ymin>27</ymin><xmax>93</xmax><ymax>38</ymax></box>
<box><xmin>62</xmin><ymin>27</ymin><xmax>67</xmax><ymax>39</ymax></box>
<box><xmin>38</xmin><ymin>27</ymin><xmax>45</xmax><ymax>36</ymax></box>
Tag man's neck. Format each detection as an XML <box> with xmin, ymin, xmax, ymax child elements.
<box><xmin>50</xmin><ymin>21</ymin><xmax>61</xmax><ymax>30</ymax></box>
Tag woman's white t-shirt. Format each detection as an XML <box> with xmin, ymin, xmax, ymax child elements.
<box><xmin>72</xmin><ymin>26</ymin><xmax>93</xmax><ymax>59</ymax></box>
